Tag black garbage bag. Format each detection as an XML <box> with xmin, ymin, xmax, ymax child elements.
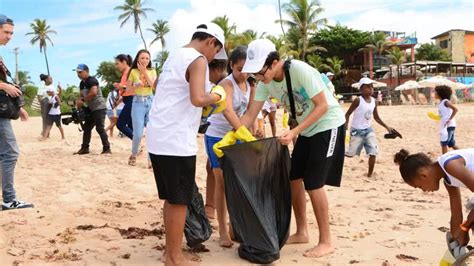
<box><xmin>221</xmin><ymin>138</ymin><xmax>292</xmax><ymax>264</ymax></box>
<box><xmin>184</xmin><ymin>184</ymin><xmax>212</xmax><ymax>248</ymax></box>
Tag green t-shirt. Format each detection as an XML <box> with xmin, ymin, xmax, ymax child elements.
<box><xmin>255</xmin><ymin>60</ymin><xmax>345</xmax><ymax>137</ymax></box>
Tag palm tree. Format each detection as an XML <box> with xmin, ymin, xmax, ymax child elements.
<box><xmin>361</xmin><ymin>32</ymin><xmax>393</xmax><ymax>70</ymax></box>
<box><xmin>115</xmin><ymin>0</ymin><xmax>154</xmax><ymax>49</ymax></box>
<box><xmin>306</xmin><ymin>54</ymin><xmax>324</xmax><ymax>71</ymax></box>
<box><xmin>277</xmin><ymin>0</ymin><xmax>327</xmax><ymax>60</ymax></box>
<box><xmin>26</xmin><ymin>19</ymin><xmax>56</xmax><ymax>75</ymax></box>
<box><xmin>212</xmin><ymin>15</ymin><xmax>237</xmax><ymax>54</ymax></box>
<box><xmin>322</xmin><ymin>56</ymin><xmax>344</xmax><ymax>76</ymax></box>
<box><xmin>266</xmin><ymin>34</ymin><xmax>299</xmax><ymax>59</ymax></box>
<box><xmin>387</xmin><ymin>46</ymin><xmax>406</xmax><ymax>86</ymax></box>
<box><xmin>154</xmin><ymin>50</ymin><xmax>169</xmax><ymax>74</ymax></box>
<box><xmin>148</xmin><ymin>19</ymin><xmax>170</xmax><ymax>48</ymax></box>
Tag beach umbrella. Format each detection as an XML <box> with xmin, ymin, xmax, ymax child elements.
<box><xmin>395</xmin><ymin>80</ymin><xmax>424</xmax><ymax>91</ymax></box>
<box><xmin>351</xmin><ymin>81</ymin><xmax>387</xmax><ymax>89</ymax></box>
<box><xmin>418</xmin><ymin>76</ymin><xmax>470</xmax><ymax>90</ymax></box>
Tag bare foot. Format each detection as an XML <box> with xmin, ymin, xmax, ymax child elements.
<box><xmin>286</xmin><ymin>233</ymin><xmax>309</xmax><ymax>244</ymax></box>
<box><xmin>303</xmin><ymin>243</ymin><xmax>334</xmax><ymax>258</ymax></box>
<box><xmin>219</xmin><ymin>235</ymin><xmax>234</xmax><ymax>248</ymax></box>
<box><xmin>164</xmin><ymin>256</ymin><xmax>199</xmax><ymax>266</ymax></box>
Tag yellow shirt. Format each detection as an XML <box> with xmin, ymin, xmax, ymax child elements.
<box><xmin>128</xmin><ymin>68</ymin><xmax>157</xmax><ymax>96</ymax></box>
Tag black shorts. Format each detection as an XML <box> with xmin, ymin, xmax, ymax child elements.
<box><xmin>290</xmin><ymin>125</ymin><xmax>345</xmax><ymax>190</ymax></box>
<box><xmin>149</xmin><ymin>154</ymin><xmax>196</xmax><ymax>205</ymax></box>
<box><xmin>47</xmin><ymin>114</ymin><xmax>62</xmax><ymax>127</ymax></box>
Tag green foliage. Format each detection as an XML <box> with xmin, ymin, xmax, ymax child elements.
<box><xmin>96</xmin><ymin>61</ymin><xmax>121</xmax><ymax>97</ymax></box>
<box><xmin>17</xmin><ymin>71</ymin><xmax>32</xmax><ymax>86</ymax></box>
<box><xmin>306</xmin><ymin>54</ymin><xmax>324</xmax><ymax>71</ymax></box>
<box><xmin>154</xmin><ymin>50</ymin><xmax>169</xmax><ymax>74</ymax></box>
<box><xmin>22</xmin><ymin>84</ymin><xmax>38</xmax><ymax>106</ymax></box>
<box><xmin>115</xmin><ymin>0</ymin><xmax>155</xmax><ymax>49</ymax></box>
<box><xmin>416</xmin><ymin>43</ymin><xmax>451</xmax><ymax>61</ymax></box>
<box><xmin>23</xmin><ymin>105</ymin><xmax>41</xmax><ymax>117</ymax></box>
<box><xmin>148</xmin><ymin>19</ymin><xmax>170</xmax><ymax>48</ymax></box>
<box><xmin>387</xmin><ymin>47</ymin><xmax>406</xmax><ymax>65</ymax></box>
<box><xmin>276</xmin><ymin>0</ymin><xmax>327</xmax><ymax>59</ymax></box>
<box><xmin>212</xmin><ymin>15</ymin><xmax>238</xmax><ymax>53</ymax></box>
<box><xmin>311</xmin><ymin>25</ymin><xmax>371</xmax><ymax>62</ymax></box>
<box><xmin>60</xmin><ymin>85</ymin><xmax>80</xmax><ymax>113</ymax></box>
<box><xmin>321</xmin><ymin>56</ymin><xmax>344</xmax><ymax>76</ymax></box>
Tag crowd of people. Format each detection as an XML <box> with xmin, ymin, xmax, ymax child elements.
<box><xmin>2</xmin><ymin>13</ymin><xmax>474</xmax><ymax>265</ymax></box>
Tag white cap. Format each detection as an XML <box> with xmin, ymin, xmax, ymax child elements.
<box><xmin>358</xmin><ymin>77</ymin><xmax>375</xmax><ymax>89</ymax></box>
<box><xmin>194</xmin><ymin>23</ymin><xmax>227</xmax><ymax>60</ymax></box>
<box><xmin>46</xmin><ymin>86</ymin><xmax>55</xmax><ymax>93</ymax></box>
<box><xmin>326</xmin><ymin>72</ymin><xmax>334</xmax><ymax>77</ymax></box>
<box><xmin>242</xmin><ymin>39</ymin><xmax>276</xmax><ymax>73</ymax></box>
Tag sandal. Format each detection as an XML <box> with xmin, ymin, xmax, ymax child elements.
<box><xmin>128</xmin><ymin>155</ymin><xmax>137</xmax><ymax>166</ymax></box>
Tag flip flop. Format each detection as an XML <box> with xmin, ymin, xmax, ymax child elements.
<box><xmin>384</xmin><ymin>128</ymin><xmax>403</xmax><ymax>139</ymax></box>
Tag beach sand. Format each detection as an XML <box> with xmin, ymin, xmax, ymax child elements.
<box><xmin>1</xmin><ymin>104</ymin><xmax>474</xmax><ymax>265</ymax></box>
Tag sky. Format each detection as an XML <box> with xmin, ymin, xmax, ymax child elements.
<box><xmin>0</xmin><ymin>0</ymin><xmax>473</xmax><ymax>88</ymax></box>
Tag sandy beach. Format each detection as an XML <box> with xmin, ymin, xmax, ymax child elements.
<box><xmin>1</xmin><ymin>104</ymin><xmax>474</xmax><ymax>265</ymax></box>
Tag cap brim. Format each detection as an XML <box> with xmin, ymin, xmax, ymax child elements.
<box><xmin>214</xmin><ymin>48</ymin><xmax>227</xmax><ymax>60</ymax></box>
<box><xmin>242</xmin><ymin>58</ymin><xmax>266</xmax><ymax>73</ymax></box>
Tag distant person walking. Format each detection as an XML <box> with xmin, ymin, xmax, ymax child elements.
<box><xmin>115</xmin><ymin>54</ymin><xmax>134</xmax><ymax>139</ymax></box>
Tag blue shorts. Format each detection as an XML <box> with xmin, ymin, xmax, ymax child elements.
<box><xmin>441</xmin><ymin>127</ymin><xmax>456</xmax><ymax>147</ymax></box>
<box><xmin>106</xmin><ymin>109</ymin><xmax>122</xmax><ymax>118</ymax></box>
<box><xmin>345</xmin><ymin>127</ymin><xmax>378</xmax><ymax>157</ymax></box>
<box><xmin>204</xmin><ymin>135</ymin><xmax>222</xmax><ymax>169</ymax></box>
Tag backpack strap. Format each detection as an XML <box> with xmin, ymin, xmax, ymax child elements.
<box><xmin>283</xmin><ymin>60</ymin><xmax>297</xmax><ymax>122</ymax></box>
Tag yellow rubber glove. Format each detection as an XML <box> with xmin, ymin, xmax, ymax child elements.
<box><xmin>428</xmin><ymin>111</ymin><xmax>441</xmax><ymax>121</ymax></box>
<box><xmin>282</xmin><ymin>112</ymin><xmax>289</xmax><ymax>129</ymax></box>
<box><xmin>235</xmin><ymin>126</ymin><xmax>256</xmax><ymax>142</ymax></box>
<box><xmin>213</xmin><ymin>131</ymin><xmax>237</xmax><ymax>158</ymax></box>
<box><xmin>202</xmin><ymin>85</ymin><xmax>227</xmax><ymax>118</ymax></box>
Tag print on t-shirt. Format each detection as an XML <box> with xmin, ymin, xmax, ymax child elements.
<box><xmin>279</xmin><ymin>86</ymin><xmax>310</xmax><ymax>116</ymax></box>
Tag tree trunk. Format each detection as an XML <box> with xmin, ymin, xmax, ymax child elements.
<box><xmin>43</xmin><ymin>46</ymin><xmax>50</xmax><ymax>76</ymax></box>
<box><xmin>138</xmin><ymin>23</ymin><xmax>147</xmax><ymax>50</ymax></box>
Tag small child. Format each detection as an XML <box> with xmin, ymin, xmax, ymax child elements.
<box><xmin>42</xmin><ymin>87</ymin><xmax>65</xmax><ymax>140</ymax></box>
<box><xmin>345</xmin><ymin>77</ymin><xmax>395</xmax><ymax>177</ymax></box>
<box><xmin>394</xmin><ymin>148</ymin><xmax>474</xmax><ymax>248</ymax></box>
<box><xmin>205</xmin><ymin>58</ymin><xmax>228</xmax><ymax>220</ymax></box>
<box><xmin>436</xmin><ymin>85</ymin><xmax>459</xmax><ymax>154</ymax></box>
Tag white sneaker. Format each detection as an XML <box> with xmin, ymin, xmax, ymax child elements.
<box><xmin>2</xmin><ymin>200</ymin><xmax>34</xmax><ymax>211</ymax></box>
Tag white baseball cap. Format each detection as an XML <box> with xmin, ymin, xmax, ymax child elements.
<box><xmin>46</xmin><ymin>86</ymin><xmax>55</xmax><ymax>93</ymax></box>
<box><xmin>358</xmin><ymin>77</ymin><xmax>375</xmax><ymax>89</ymax></box>
<box><xmin>242</xmin><ymin>39</ymin><xmax>276</xmax><ymax>73</ymax></box>
<box><xmin>194</xmin><ymin>23</ymin><xmax>227</xmax><ymax>60</ymax></box>
<box><xmin>326</xmin><ymin>72</ymin><xmax>334</xmax><ymax>77</ymax></box>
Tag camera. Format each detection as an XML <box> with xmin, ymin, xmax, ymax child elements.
<box><xmin>61</xmin><ymin>106</ymin><xmax>88</xmax><ymax>126</ymax></box>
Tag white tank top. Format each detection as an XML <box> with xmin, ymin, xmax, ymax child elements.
<box><xmin>438</xmin><ymin>149</ymin><xmax>474</xmax><ymax>188</ymax></box>
<box><xmin>351</xmin><ymin>96</ymin><xmax>375</xmax><ymax>130</ymax></box>
<box><xmin>48</xmin><ymin>95</ymin><xmax>61</xmax><ymax>115</ymax></box>
<box><xmin>438</xmin><ymin>99</ymin><xmax>456</xmax><ymax>127</ymax></box>
<box><xmin>206</xmin><ymin>74</ymin><xmax>251</xmax><ymax>138</ymax></box>
<box><xmin>146</xmin><ymin>47</ymin><xmax>210</xmax><ymax>156</ymax></box>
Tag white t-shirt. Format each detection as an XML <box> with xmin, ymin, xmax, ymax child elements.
<box><xmin>146</xmin><ymin>47</ymin><xmax>210</xmax><ymax>156</ymax></box>
<box><xmin>438</xmin><ymin>149</ymin><xmax>474</xmax><ymax>188</ymax></box>
<box><xmin>438</xmin><ymin>99</ymin><xmax>456</xmax><ymax>141</ymax></box>
<box><xmin>206</xmin><ymin>74</ymin><xmax>251</xmax><ymax>138</ymax></box>
<box><xmin>106</xmin><ymin>90</ymin><xmax>124</xmax><ymax>110</ymax></box>
<box><xmin>48</xmin><ymin>95</ymin><xmax>61</xmax><ymax>115</ymax></box>
<box><xmin>351</xmin><ymin>96</ymin><xmax>375</xmax><ymax>130</ymax></box>
<box><xmin>38</xmin><ymin>84</ymin><xmax>58</xmax><ymax>98</ymax></box>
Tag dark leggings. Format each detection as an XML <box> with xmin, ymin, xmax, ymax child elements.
<box><xmin>117</xmin><ymin>95</ymin><xmax>133</xmax><ymax>140</ymax></box>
